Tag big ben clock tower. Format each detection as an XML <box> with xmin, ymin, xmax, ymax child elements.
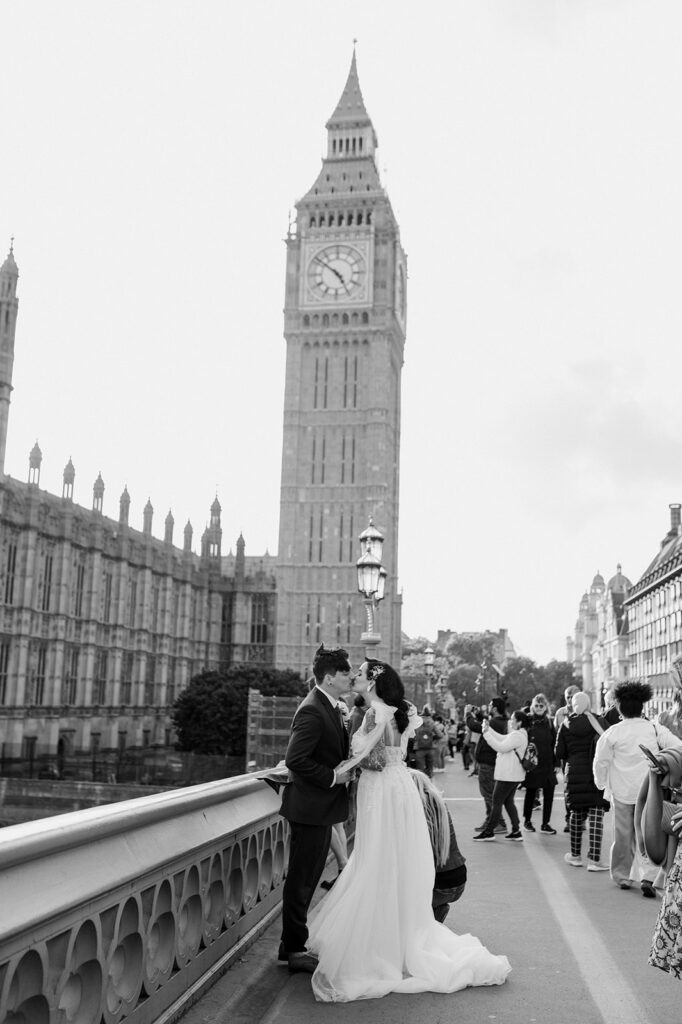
<box><xmin>276</xmin><ymin>50</ymin><xmax>406</xmax><ymax>675</ymax></box>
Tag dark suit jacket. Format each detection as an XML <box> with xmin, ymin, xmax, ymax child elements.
<box><xmin>280</xmin><ymin>687</ymin><xmax>350</xmax><ymax>826</ymax></box>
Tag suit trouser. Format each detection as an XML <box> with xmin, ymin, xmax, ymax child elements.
<box><xmin>281</xmin><ymin>821</ymin><xmax>332</xmax><ymax>953</ymax></box>
<box><xmin>609</xmin><ymin>798</ymin><xmax>656</xmax><ymax>887</ymax></box>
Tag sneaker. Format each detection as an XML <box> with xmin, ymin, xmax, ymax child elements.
<box><xmin>506</xmin><ymin>831</ymin><xmax>523</xmax><ymax>841</ymax></box>
<box><xmin>474</xmin><ymin>823</ymin><xmax>487</xmax><ymax>831</ymax></box>
<box><xmin>586</xmin><ymin>862</ymin><xmax>609</xmax><ymax>872</ymax></box>
<box><xmin>540</xmin><ymin>824</ymin><xmax>557</xmax><ymax>835</ymax></box>
<box><xmin>618</xmin><ymin>881</ymin><xmax>631</xmax><ymax>890</ymax></box>
<box><xmin>641</xmin><ymin>882</ymin><xmax>657</xmax><ymax>899</ymax></box>
<box><xmin>564</xmin><ymin>853</ymin><xmax>583</xmax><ymax>867</ymax></box>
<box><xmin>493</xmin><ymin>824</ymin><xmax>507</xmax><ymax>834</ymax></box>
<box><xmin>523</xmin><ymin>820</ymin><xmax>536</xmax><ymax>832</ymax></box>
<box><xmin>472</xmin><ymin>830</ymin><xmax>495</xmax><ymax>841</ymax></box>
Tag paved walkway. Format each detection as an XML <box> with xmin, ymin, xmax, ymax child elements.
<box><xmin>181</xmin><ymin>759</ymin><xmax>681</xmax><ymax>1024</ymax></box>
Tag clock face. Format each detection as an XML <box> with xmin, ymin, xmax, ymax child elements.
<box><xmin>307</xmin><ymin>244</ymin><xmax>365</xmax><ymax>300</ymax></box>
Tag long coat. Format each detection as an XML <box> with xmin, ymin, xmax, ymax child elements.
<box><xmin>280</xmin><ymin>686</ymin><xmax>350</xmax><ymax>826</ymax></box>
<box><xmin>524</xmin><ymin>714</ymin><xmax>557</xmax><ymax>789</ymax></box>
<box><xmin>555</xmin><ymin>712</ymin><xmax>609</xmax><ymax>812</ymax></box>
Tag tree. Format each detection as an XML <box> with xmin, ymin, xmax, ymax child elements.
<box><xmin>538</xmin><ymin>660</ymin><xmax>579</xmax><ymax>707</ymax></box>
<box><xmin>171</xmin><ymin>665</ymin><xmax>306</xmax><ymax>756</ymax></box>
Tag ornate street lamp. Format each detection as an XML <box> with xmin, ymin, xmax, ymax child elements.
<box><xmin>424</xmin><ymin>646</ymin><xmax>434</xmax><ymax>711</ymax></box>
<box><xmin>356</xmin><ymin>517</ymin><xmax>386</xmax><ymax>659</ymax></box>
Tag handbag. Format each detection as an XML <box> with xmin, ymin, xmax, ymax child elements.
<box><xmin>515</xmin><ymin>740</ymin><xmax>539</xmax><ymax>773</ymax></box>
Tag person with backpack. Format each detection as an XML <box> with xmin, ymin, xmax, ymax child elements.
<box><xmin>433</xmin><ymin>714</ymin><xmax>448</xmax><ymax>773</ymax></box>
<box><xmin>414</xmin><ymin>706</ymin><xmax>437</xmax><ymax>778</ymax></box>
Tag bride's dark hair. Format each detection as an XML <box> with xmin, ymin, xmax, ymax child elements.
<box><xmin>366</xmin><ymin>659</ymin><xmax>410</xmax><ymax>733</ymax></box>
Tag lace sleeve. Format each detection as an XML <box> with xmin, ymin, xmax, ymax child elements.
<box><xmin>358</xmin><ymin>709</ymin><xmax>386</xmax><ymax>771</ymax></box>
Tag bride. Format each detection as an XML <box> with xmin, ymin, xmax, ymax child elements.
<box><xmin>307</xmin><ymin>659</ymin><xmax>511</xmax><ymax>1002</ymax></box>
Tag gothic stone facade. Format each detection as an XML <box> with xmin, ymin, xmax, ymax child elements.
<box><xmin>276</xmin><ymin>52</ymin><xmax>405</xmax><ymax>675</ymax></box>
<box><xmin>0</xmin><ymin>475</ymin><xmax>276</xmax><ymax>763</ymax></box>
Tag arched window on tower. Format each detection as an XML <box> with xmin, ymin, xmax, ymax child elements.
<box><xmin>347</xmin><ymin>212</ymin><xmax>353</xmax><ymax>226</ymax></box>
<box><xmin>309</xmin><ymin>215</ymin><xmax>316</xmax><ymax>228</ymax></box>
<box><xmin>359</xmin><ymin>137</ymin><xmax>363</xmax><ymax>152</ymax></box>
<box><xmin>319</xmin><ymin>214</ymin><xmax>325</xmax><ymax>227</ymax></box>
<box><xmin>303</xmin><ymin>314</ymin><xmax>310</xmax><ymax>327</ymax></box>
<box><xmin>342</xmin><ymin>313</ymin><xmax>349</xmax><ymax>325</ymax></box>
<box><xmin>338</xmin><ymin>212</ymin><xmax>344</xmax><ymax>226</ymax></box>
<box><xmin>329</xmin><ymin>213</ymin><xmax>335</xmax><ymax>226</ymax></box>
<box><xmin>322</xmin><ymin>313</ymin><xmax>330</xmax><ymax>327</ymax></box>
<box><xmin>361</xmin><ymin>312</ymin><xmax>369</xmax><ymax>324</ymax></box>
<box><xmin>357</xmin><ymin>212</ymin><xmax>363</xmax><ymax>225</ymax></box>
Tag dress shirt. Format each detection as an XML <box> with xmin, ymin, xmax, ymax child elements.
<box><xmin>593</xmin><ymin>717</ymin><xmax>682</xmax><ymax>804</ymax></box>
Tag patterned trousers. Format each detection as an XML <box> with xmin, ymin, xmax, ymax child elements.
<box><xmin>569</xmin><ymin>807</ymin><xmax>604</xmax><ymax>862</ymax></box>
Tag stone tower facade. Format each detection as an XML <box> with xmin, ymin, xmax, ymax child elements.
<box><xmin>276</xmin><ymin>52</ymin><xmax>405</xmax><ymax>675</ymax></box>
<box><xmin>0</xmin><ymin>242</ymin><xmax>19</xmax><ymax>476</ymax></box>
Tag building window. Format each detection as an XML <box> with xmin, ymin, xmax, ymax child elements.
<box><xmin>339</xmin><ymin>511</ymin><xmax>344</xmax><ymax>562</ymax></box>
<box><xmin>323</xmin><ymin>357</ymin><xmax>329</xmax><ymax>408</ymax></box>
<box><xmin>63</xmin><ymin>648</ymin><xmax>79</xmax><ymax>705</ymax></box>
<box><xmin>309</xmin><ymin>511</ymin><xmax>314</xmax><ymax>562</ymax></box>
<box><xmin>41</xmin><ymin>553</ymin><xmax>53</xmax><ymax>612</ymax></box>
<box><xmin>316</xmin><ymin>599</ymin><xmax>321</xmax><ymax>644</ymax></box>
<box><xmin>351</xmin><ymin>435</ymin><xmax>356</xmax><ymax>484</ymax></box>
<box><xmin>103</xmin><ymin>570</ymin><xmax>113</xmax><ymax>623</ymax></box>
<box><xmin>3</xmin><ymin>542</ymin><xmax>17</xmax><ymax>605</ymax></box>
<box><xmin>353</xmin><ymin>354</ymin><xmax>358</xmax><ymax>407</ymax></box>
<box><xmin>314</xmin><ymin>356</ymin><xmax>319</xmax><ymax>409</ymax></box>
<box><xmin>0</xmin><ymin>640</ymin><xmax>9</xmax><ymax>704</ymax></box>
<box><xmin>34</xmin><ymin>645</ymin><xmax>47</xmax><ymax>705</ymax></box>
<box><xmin>348</xmin><ymin>509</ymin><xmax>354</xmax><ymax>562</ymax></box>
<box><xmin>166</xmin><ymin>659</ymin><xmax>176</xmax><ymax>705</ymax></box>
<box><xmin>145</xmin><ymin>657</ymin><xmax>156</xmax><ymax>705</ymax></box>
<box><xmin>311</xmin><ymin>436</ymin><xmax>316</xmax><ymax>484</ymax></box>
<box><xmin>152</xmin><ymin>578</ymin><xmax>160</xmax><ymax>632</ymax></box>
<box><xmin>250</xmin><ymin>594</ymin><xmax>269</xmax><ymax>645</ymax></box>
<box><xmin>221</xmin><ymin>594</ymin><xmax>234</xmax><ymax>644</ymax></box>
<box><xmin>321</xmin><ymin>434</ymin><xmax>326</xmax><ymax>484</ymax></box>
<box><xmin>343</xmin><ymin>356</ymin><xmax>349</xmax><ymax>408</ymax></box>
<box><xmin>120</xmin><ymin>652</ymin><xmax>133</xmax><ymax>704</ymax></box>
<box><xmin>75</xmin><ymin>562</ymin><xmax>85</xmax><ymax>618</ymax></box>
<box><xmin>94</xmin><ymin>649</ymin><xmax>108</xmax><ymax>705</ymax></box>
<box><xmin>129</xmin><ymin>577</ymin><xmax>137</xmax><ymax>628</ymax></box>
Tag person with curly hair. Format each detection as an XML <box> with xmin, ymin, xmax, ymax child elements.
<box><xmin>593</xmin><ymin>680</ymin><xmax>682</xmax><ymax>895</ymax></box>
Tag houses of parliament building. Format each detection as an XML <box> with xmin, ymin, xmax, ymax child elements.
<box><xmin>0</xmin><ymin>51</ymin><xmax>406</xmax><ymax>765</ymax></box>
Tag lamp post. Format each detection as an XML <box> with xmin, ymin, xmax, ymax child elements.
<box><xmin>424</xmin><ymin>646</ymin><xmax>434</xmax><ymax>712</ymax></box>
<box><xmin>356</xmin><ymin>517</ymin><xmax>386</xmax><ymax>660</ymax></box>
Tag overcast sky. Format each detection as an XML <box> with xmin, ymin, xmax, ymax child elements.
<box><xmin>2</xmin><ymin>1</ymin><xmax>681</xmax><ymax>664</ymax></box>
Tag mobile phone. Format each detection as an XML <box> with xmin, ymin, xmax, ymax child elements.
<box><xmin>639</xmin><ymin>744</ymin><xmax>664</xmax><ymax>772</ymax></box>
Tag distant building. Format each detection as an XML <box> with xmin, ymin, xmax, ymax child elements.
<box><xmin>0</xmin><ymin>245</ymin><xmax>277</xmax><ymax>765</ymax></box>
<box><xmin>566</xmin><ymin>571</ymin><xmax>605</xmax><ymax>702</ymax></box>
<box><xmin>590</xmin><ymin>565</ymin><xmax>632</xmax><ymax>705</ymax></box>
<box><xmin>436</xmin><ymin>628</ymin><xmax>517</xmax><ymax>667</ymax></box>
<box><xmin>625</xmin><ymin>503</ymin><xmax>682</xmax><ymax>712</ymax></box>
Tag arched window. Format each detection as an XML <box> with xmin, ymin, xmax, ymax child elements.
<box><xmin>329</xmin><ymin>213</ymin><xmax>335</xmax><ymax>226</ymax></box>
<box><xmin>322</xmin><ymin>313</ymin><xmax>330</xmax><ymax>327</ymax></box>
<box><xmin>342</xmin><ymin>313</ymin><xmax>349</xmax><ymax>325</ymax></box>
<box><xmin>359</xmin><ymin>138</ymin><xmax>363</xmax><ymax>152</ymax></box>
<box><xmin>303</xmin><ymin>314</ymin><xmax>310</xmax><ymax>327</ymax></box>
<box><xmin>338</xmin><ymin>212</ymin><xmax>344</xmax><ymax>226</ymax></box>
<box><xmin>309</xmin><ymin>216</ymin><xmax>316</xmax><ymax>228</ymax></box>
<box><xmin>361</xmin><ymin>312</ymin><xmax>369</xmax><ymax>324</ymax></box>
<box><xmin>367</xmin><ymin>211</ymin><xmax>372</xmax><ymax>224</ymax></box>
<box><xmin>357</xmin><ymin>212</ymin><xmax>363</xmax><ymax>225</ymax></box>
<box><xmin>347</xmin><ymin>212</ymin><xmax>353</xmax><ymax>225</ymax></box>
<box><xmin>319</xmin><ymin>214</ymin><xmax>325</xmax><ymax>226</ymax></box>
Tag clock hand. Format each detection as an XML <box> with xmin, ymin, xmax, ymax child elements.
<box><xmin>313</xmin><ymin>256</ymin><xmax>345</xmax><ymax>284</ymax></box>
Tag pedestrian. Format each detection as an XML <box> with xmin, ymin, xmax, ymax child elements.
<box><xmin>408</xmin><ymin>767</ymin><xmax>467</xmax><ymax>923</ymax></box>
<box><xmin>348</xmin><ymin>692</ymin><xmax>367</xmax><ymax>738</ymax></box>
<box><xmin>602</xmin><ymin>687</ymin><xmax>622</xmax><ymax>727</ymax></box>
<box><xmin>467</xmin><ymin>698</ymin><xmax>509</xmax><ymax>833</ymax></box>
<box><xmin>447</xmin><ymin>718</ymin><xmax>459</xmax><ymax>760</ymax></box>
<box><xmin>593</xmin><ymin>680</ymin><xmax>682</xmax><ymax>896</ymax></box>
<box><xmin>555</xmin><ymin>691</ymin><xmax>610</xmax><ymax>871</ymax></box>
<box><xmin>523</xmin><ymin>693</ymin><xmax>558</xmax><ymax>835</ymax></box>
<box><xmin>656</xmin><ymin>687</ymin><xmax>682</xmax><ymax>741</ymax></box>
<box><xmin>413</xmin><ymin>705</ymin><xmax>437</xmax><ymax>778</ymax></box>
<box><xmin>279</xmin><ymin>644</ymin><xmax>356</xmax><ymax>973</ymax></box>
<box><xmin>433</xmin><ymin>714</ymin><xmax>448</xmax><ymax>773</ymax></box>
<box><xmin>472</xmin><ymin>709</ymin><xmax>530</xmax><ymax>842</ymax></box>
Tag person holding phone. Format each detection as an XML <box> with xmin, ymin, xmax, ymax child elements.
<box><xmin>593</xmin><ymin>680</ymin><xmax>682</xmax><ymax>896</ymax></box>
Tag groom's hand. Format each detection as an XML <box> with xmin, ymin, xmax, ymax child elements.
<box><xmin>334</xmin><ymin>766</ymin><xmax>355</xmax><ymax>786</ymax></box>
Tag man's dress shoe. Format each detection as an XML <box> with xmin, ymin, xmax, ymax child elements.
<box><xmin>288</xmin><ymin>951</ymin><xmax>319</xmax><ymax>974</ymax></box>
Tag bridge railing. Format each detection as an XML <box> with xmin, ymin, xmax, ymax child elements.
<box><xmin>0</xmin><ymin>774</ymin><xmax>286</xmax><ymax>1024</ymax></box>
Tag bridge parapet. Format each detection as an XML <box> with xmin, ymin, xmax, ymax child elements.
<box><xmin>0</xmin><ymin>774</ymin><xmax>285</xmax><ymax>1024</ymax></box>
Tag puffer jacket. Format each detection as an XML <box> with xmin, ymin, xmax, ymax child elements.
<box><xmin>555</xmin><ymin>712</ymin><xmax>609</xmax><ymax>811</ymax></box>
<box><xmin>525</xmin><ymin>715</ymin><xmax>557</xmax><ymax>788</ymax></box>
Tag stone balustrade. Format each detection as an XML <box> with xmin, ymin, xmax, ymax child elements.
<box><xmin>0</xmin><ymin>774</ymin><xmax>286</xmax><ymax>1024</ymax></box>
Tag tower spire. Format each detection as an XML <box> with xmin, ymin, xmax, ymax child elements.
<box><xmin>0</xmin><ymin>241</ymin><xmax>19</xmax><ymax>476</ymax></box>
<box><xmin>325</xmin><ymin>47</ymin><xmax>377</xmax><ymax>160</ymax></box>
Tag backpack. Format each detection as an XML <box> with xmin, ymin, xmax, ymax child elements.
<box><xmin>415</xmin><ymin>723</ymin><xmax>435</xmax><ymax>750</ymax></box>
<box><xmin>515</xmin><ymin>740</ymin><xmax>539</xmax><ymax>773</ymax></box>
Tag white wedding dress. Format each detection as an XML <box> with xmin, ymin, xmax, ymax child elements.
<box><xmin>308</xmin><ymin>700</ymin><xmax>511</xmax><ymax>1002</ymax></box>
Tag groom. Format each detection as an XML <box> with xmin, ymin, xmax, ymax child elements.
<box><xmin>279</xmin><ymin>644</ymin><xmax>356</xmax><ymax>973</ymax></box>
